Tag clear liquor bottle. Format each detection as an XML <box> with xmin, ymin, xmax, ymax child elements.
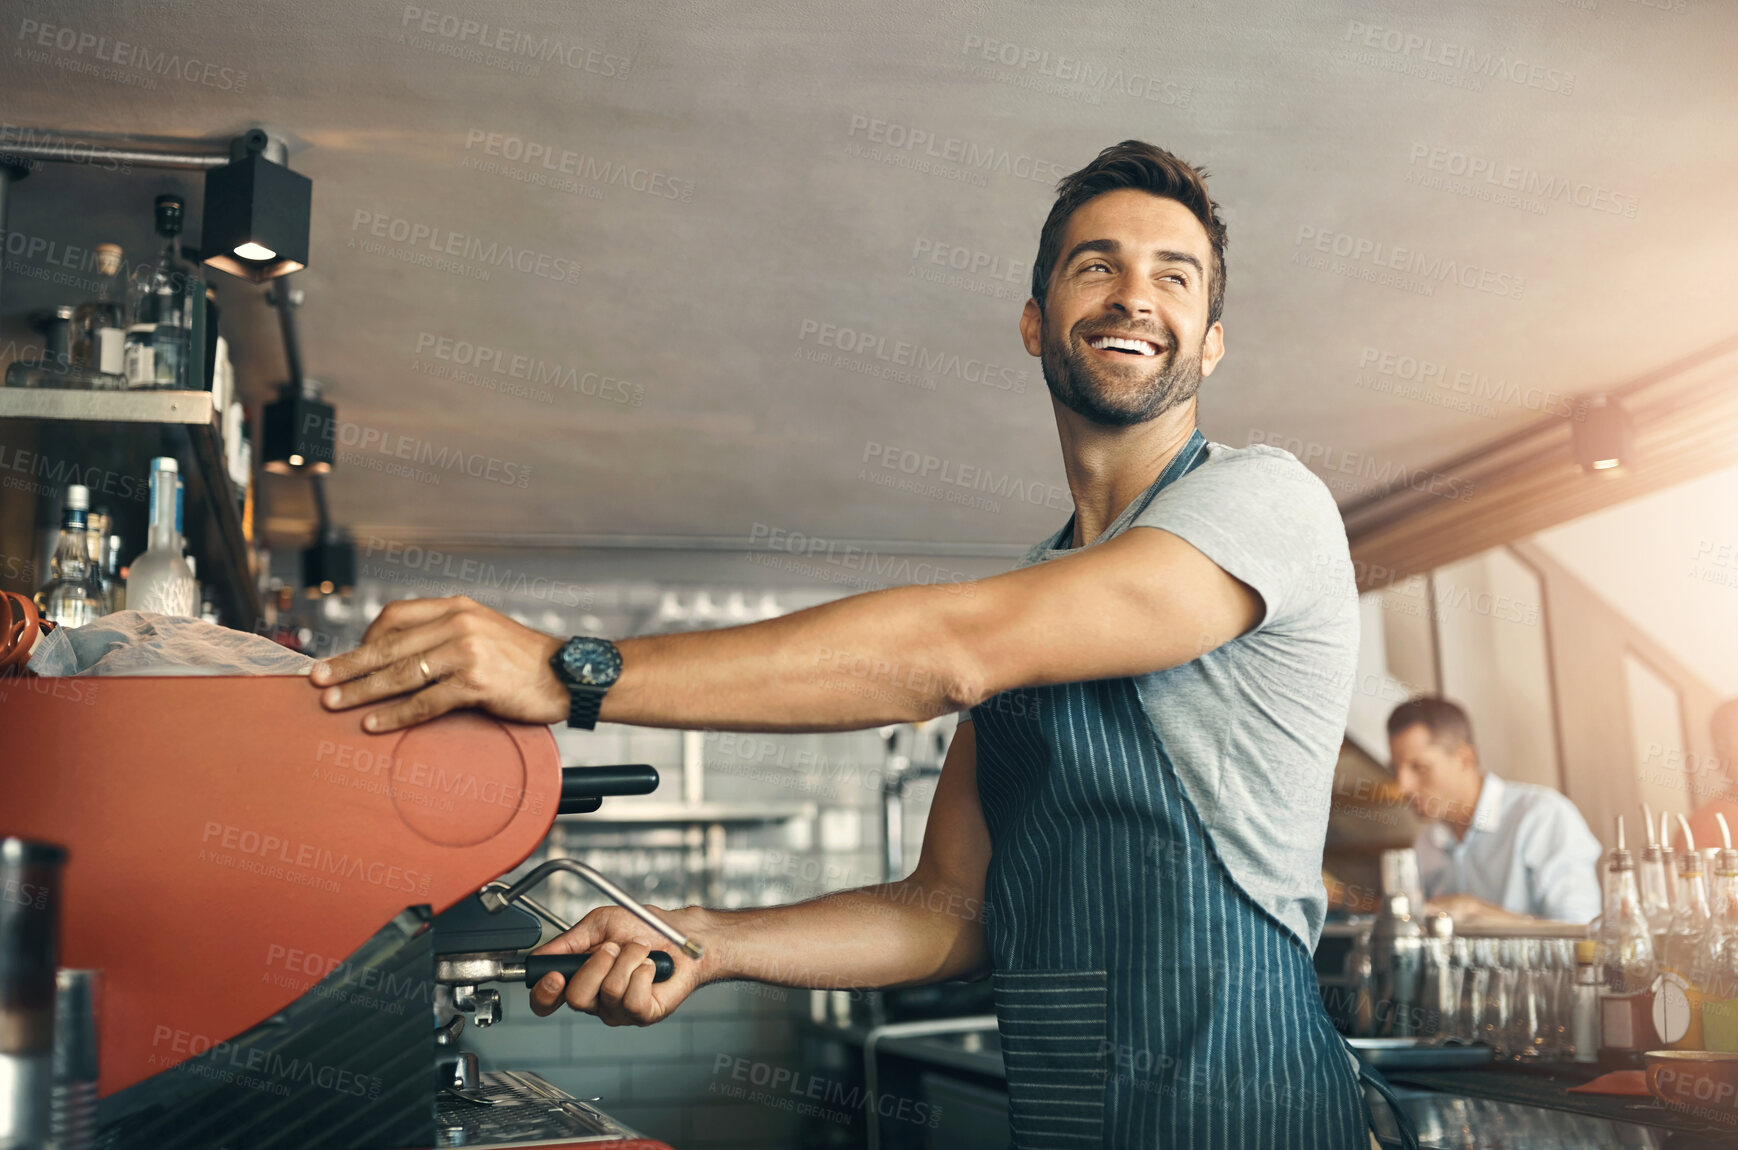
<box><xmin>1697</xmin><ymin>826</ymin><xmax>1738</xmax><ymax>1052</ymax></box>
<box><xmin>72</xmin><ymin>243</ymin><xmax>127</xmax><ymax>387</ymax></box>
<box><xmin>34</xmin><ymin>485</ymin><xmax>106</xmax><ymax>628</ymax></box>
<box><xmin>5</xmin><ymin>306</ymin><xmax>78</xmax><ymax>389</ymax></box>
<box><xmin>125</xmin><ymin>457</ymin><xmax>198</xmax><ymax>616</ymax></box>
<box><xmin>125</xmin><ymin>196</ymin><xmax>200</xmax><ymax>390</ymax></box>
<box><xmin>83</xmin><ymin>505</ymin><xmax>113</xmax><ymax>613</ymax></box>
<box><xmin>1659</xmin><ymin>829</ymin><xmax>1712</xmax><ymax>1050</ymax></box>
<box><xmin>1597</xmin><ymin>818</ymin><xmax>1659</xmax><ymax>1057</ymax></box>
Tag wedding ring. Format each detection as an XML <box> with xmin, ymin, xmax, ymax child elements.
<box><xmin>418</xmin><ymin>656</ymin><xmax>433</xmax><ymax>684</ymax></box>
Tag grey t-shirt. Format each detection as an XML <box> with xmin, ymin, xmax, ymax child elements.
<box><xmin>963</xmin><ymin>440</ymin><xmax>1358</xmax><ymax>950</ymax></box>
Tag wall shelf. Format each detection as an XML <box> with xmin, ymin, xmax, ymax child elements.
<box><xmin>0</xmin><ymin>388</ymin><xmax>260</xmax><ymax>629</ymax></box>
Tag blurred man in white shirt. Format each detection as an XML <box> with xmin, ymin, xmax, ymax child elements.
<box><xmin>1387</xmin><ymin>696</ymin><xmax>1602</xmax><ymax>925</ymax></box>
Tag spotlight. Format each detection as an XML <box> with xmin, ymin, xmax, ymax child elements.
<box><xmin>301</xmin><ymin>533</ymin><xmax>356</xmax><ymax>598</ymax></box>
<box><xmin>262</xmin><ymin>379</ymin><xmax>334</xmax><ymax>475</ymax></box>
<box><xmin>200</xmin><ymin>129</ymin><xmax>311</xmax><ymax>282</ymax></box>
<box><xmin>1572</xmin><ymin>396</ymin><xmax>1634</xmax><ymax>474</ymax></box>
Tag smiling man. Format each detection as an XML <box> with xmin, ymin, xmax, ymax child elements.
<box><xmin>313</xmin><ymin>141</ymin><xmax>1382</xmax><ymax>1147</ymax></box>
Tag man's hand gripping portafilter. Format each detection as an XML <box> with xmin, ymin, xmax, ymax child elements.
<box><xmin>436</xmin><ymin>859</ymin><xmax>704</xmax><ymax>1009</ymax></box>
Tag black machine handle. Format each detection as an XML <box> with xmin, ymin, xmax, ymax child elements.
<box><xmin>557</xmin><ymin>764</ymin><xmax>660</xmax><ymax>815</ymax></box>
<box><xmin>523</xmin><ymin>950</ymin><xmax>674</xmax><ymax>985</ymax></box>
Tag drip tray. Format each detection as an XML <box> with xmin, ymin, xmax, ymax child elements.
<box><xmin>437</xmin><ymin>1069</ymin><xmax>642</xmax><ymax>1146</ymax></box>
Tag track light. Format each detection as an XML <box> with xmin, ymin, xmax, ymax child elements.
<box><xmin>1573</xmin><ymin>396</ymin><xmax>1635</xmax><ymax>474</ymax></box>
<box><xmin>262</xmin><ymin>379</ymin><xmax>334</xmax><ymax>475</ymax></box>
<box><xmin>200</xmin><ymin>129</ymin><xmax>311</xmax><ymax>282</ymax></box>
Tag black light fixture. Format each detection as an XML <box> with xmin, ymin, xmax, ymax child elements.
<box><xmin>1572</xmin><ymin>395</ymin><xmax>1635</xmax><ymax>474</ymax></box>
<box><xmin>200</xmin><ymin>129</ymin><xmax>311</xmax><ymax>282</ymax></box>
<box><xmin>262</xmin><ymin>379</ymin><xmax>335</xmax><ymax>475</ymax></box>
<box><xmin>302</xmin><ymin>533</ymin><xmax>357</xmax><ymax>598</ymax></box>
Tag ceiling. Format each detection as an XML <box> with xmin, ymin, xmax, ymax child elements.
<box><xmin>3</xmin><ymin>0</ymin><xmax>1734</xmax><ymax>556</ymax></box>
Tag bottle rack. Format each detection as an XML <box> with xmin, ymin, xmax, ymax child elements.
<box><xmin>0</xmin><ymin>388</ymin><xmax>261</xmax><ymax>630</ymax></box>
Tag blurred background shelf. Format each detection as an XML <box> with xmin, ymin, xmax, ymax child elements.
<box><xmin>0</xmin><ymin>387</ymin><xmax>261</xmax><ymax>629</ymax></box>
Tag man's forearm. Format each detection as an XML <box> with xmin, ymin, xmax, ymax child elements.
<box><xmin>604</xmin><ymin>583</ymin><xmax>983</xmax><ymax>731</ymax></box>
<box><xmin>690</xmin><ymin>878</ymin><xmax>989</xmax><ymax>992</ymax></box>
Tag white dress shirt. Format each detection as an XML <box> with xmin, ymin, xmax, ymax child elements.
<box><xmin>1414</xmin><ymin>772</ymin><xmax>1604</xmax><ymax>923</ymax></box>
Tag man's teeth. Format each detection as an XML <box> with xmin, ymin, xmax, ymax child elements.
<box><xmin>1087</xmin><ymin>335</ymin><xmax>1158</xmax><ymax>356</ymax></box>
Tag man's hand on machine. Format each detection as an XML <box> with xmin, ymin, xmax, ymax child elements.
<box><xmin>528</xmin><ymin>904</ymin><xmax>712</xmax><ymax>1026</ymax></box>
<box><xmin>309</xmin><ymin>595</ymin><xmax>567</xmax><ymax>732</ymax></box>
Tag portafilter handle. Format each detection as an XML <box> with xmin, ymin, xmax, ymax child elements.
<box><xmin>479</xmin><ymin>859</ymin><xmax>705</xmax><ymax>960</ymax></box>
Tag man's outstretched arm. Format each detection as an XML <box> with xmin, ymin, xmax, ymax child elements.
<box><xmin>310</xmin><ymin>524</ymin><xmax>1260</xmax><ymax>734</ymax></box>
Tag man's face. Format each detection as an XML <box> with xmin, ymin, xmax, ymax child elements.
<box><xmin>1389</xmin><ymin>724</ymin><xmax>1476</xmax><ymax>823</ymax></box>
<box><xmin>1019</xmin><ymin>188</ymin><xmax>1224</xmax><ymax>426</ymax></box>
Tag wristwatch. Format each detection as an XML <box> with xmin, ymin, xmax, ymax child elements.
<box><xmin>549</xmin><ymin>636</ymin><xmax>623</xmax><ymax>729</ymax></box>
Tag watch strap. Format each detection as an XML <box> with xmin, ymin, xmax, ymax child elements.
<box><xmin>566</xmin><ymin>685</ymin><xmax>605</xmax><ymax>731</ymax></box>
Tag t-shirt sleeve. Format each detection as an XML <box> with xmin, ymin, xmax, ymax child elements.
<box><xmin>1127</xmin><ymin>445</ymin><xmax>1352</xmax><ymax>632</ymax></box>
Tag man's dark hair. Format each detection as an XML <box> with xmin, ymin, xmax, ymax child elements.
<box><xmin>1031</xmin><ymin>140</ymin><xmax>1228</xmax><ymax>327</ymax></box>
<box><xmin>1387</xmin><ymin>696</ymin><xmax>1475</xmax><ymax>751</ymax></box>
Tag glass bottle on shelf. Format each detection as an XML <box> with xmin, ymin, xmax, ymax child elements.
<box><xmin>72</xmin><ymin>243</ymin><xmax>127</xmax><ymax>387</ymax></box>
<box><xmin>1697</xmin><ymin>815</ymin><xmax>1738</xmax><ymax>1052</ymax></box>
<box><xmin>1640</xmin><ymin>806</ymin><xmax>1674</xmax><ymax>956</ymax></box>
<box><xmin>104</xmin><ymin>533</ymin><xmax>125</xmax><ymax>612</ymax></box>
<box><xmin>1657</xmin><ymin>816</ymin><xmax>1713</xmax><ymax>1050</ymax></box>
<box><xmin>125</xmin><ymin>195</ymin><xmax>200</xmax><ymax>390</ymax></box>
<box><xmin>126</xmin><ymin>457</ymin><xmax>198</xmax><ymax>616</ymax></box>
<box><xmin>5</xmin><ymin>306</ymin><xmax>78</xmax><ymax>389</ymax></box>
<box><xmin>1569</xmin><ymin>939</ymin><xmax>1600</xmax><ymax>1063</ymax></box>
<box><xmin>1597</xmin><ymin>817</ymin><xmax>1659</xmax><ymax>1060</ymax></box>
<box><xmin>83</xmin><ymin>506</ymin><xmax>113</xmax><ymax>613</ymax></box>
<box><xmin>34</xmin><ymin>485</ymin><xmax>106</xmax><ymax>628</ymax></box>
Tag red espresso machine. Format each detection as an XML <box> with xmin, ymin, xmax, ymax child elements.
<box><xmin>5</xmin><ymin>672</ymin><xmax>688</xmax><ymax>1150</ymax></box>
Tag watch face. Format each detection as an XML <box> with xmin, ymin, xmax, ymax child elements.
<box><xmin>559</xmin><ymin>636</ymin><xmax>622</xmax><ymax>687</ymax></box>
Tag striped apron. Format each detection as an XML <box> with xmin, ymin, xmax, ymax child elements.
<box><xmin>969</xmin><ymin>430</ymin><xmax>1371</xmax><ymax>1148</ymax></box>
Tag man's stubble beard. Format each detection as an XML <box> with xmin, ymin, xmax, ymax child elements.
<box><xmin>1039</xmin><ymin>314</ymin><xmax>1204</xmax><ymax>427</ymax></box>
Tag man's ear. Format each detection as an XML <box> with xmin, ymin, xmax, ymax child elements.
<box><xmin>1456</xmin><ymin>742</ymin><xmax>1479</xmax><ymax>775</ymax></box>
<box><xmin>1019</xmin><ymin>298</ymin><xmax>1043</xmax><ymax>358</ymax></box>
<box><xmin>1199</xmin><ymin>321</ymin><xmax>1225</xmax><ymax>377</ymax></box>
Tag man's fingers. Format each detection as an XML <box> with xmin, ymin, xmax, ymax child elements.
<box><xmin>562</xmin><ymin>945</ymin><xmax>622</xmax><ymax>1014</ymax></box>
<box><xmin>598</xmin><ymin>942</ymin><xmax>651</xmax><ymax>1007</ymax></box>
<box><xmin>356</xmin><ymin>679</ymin><xmax>473</xmax><ymax>734</ymax></box>
<box><xmin>359</xmin><ymin>596</ymin><xmax>471</xmax><ymax>648</ymax></box>
<box><xmin>321</xmin><ymin>634</ymin><xmax>475</xmax><ymax>714</ymax></box>
<box><xmin>619</xmin><ymin>958</ymin><xmax>660</xmax><ymax>1022</ymax></box>
<box><xmin>311</xmin><ymin>598</ymin><xmax>465</xmax><ymax>686</ymax></box>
